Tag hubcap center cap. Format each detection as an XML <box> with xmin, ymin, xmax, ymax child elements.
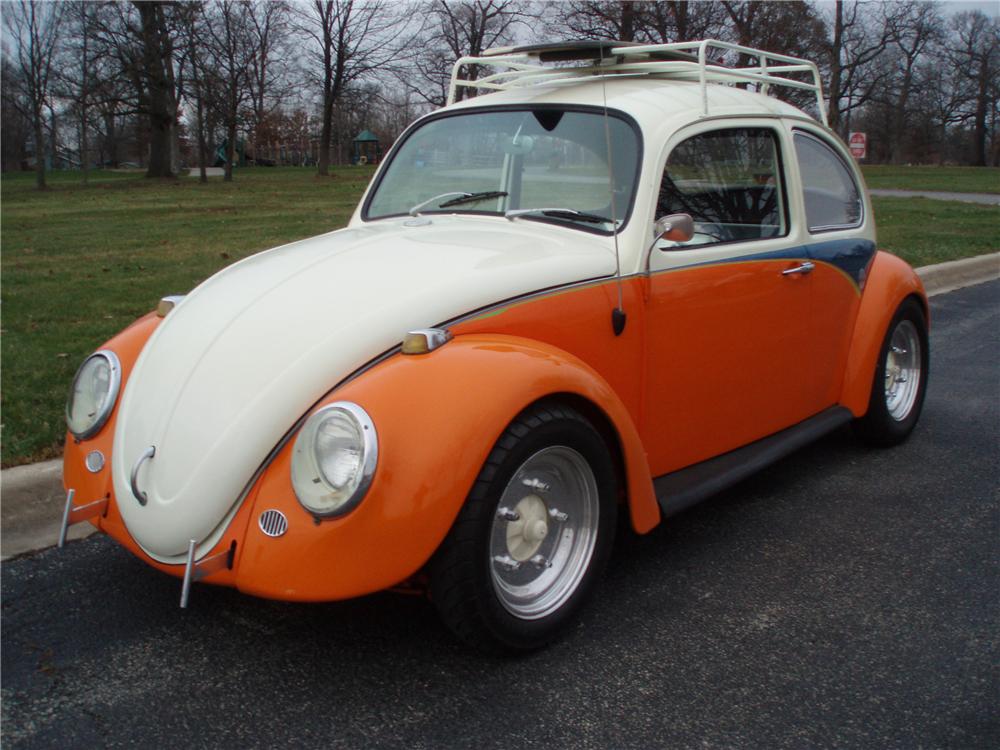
<box><xmin>506</xmin><ymin>494</ymin><xmax>550</xmax><ymax>561</ymax></box>
<box><xmin>526</xmin><ymin>519</ymin><xmax>548</xmax><ymax>543</ymax></box>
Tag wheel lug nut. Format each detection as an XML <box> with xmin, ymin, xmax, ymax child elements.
<box><xmin>529</xmin><ymin>554</ymin><xmax>552</xmax><ymax>569</ymax></box>
<box><xmin>493</xmin><ymin>555</ymin><xmax>521</xmax><ymax>571</ymax></box>
<box><xmin>548</xmin><ymin>508</ymin><xmax>568</xmax><ymax>522</ymax></box>
<box><xmin>497</xmin><ymin>507</ymin><xmax>520</xmax><ymax>522</ymax></box>
<box><xmin>521</xmin><ymin>477</ymin><xmax>550</xmax><ymax>493</ymax></box>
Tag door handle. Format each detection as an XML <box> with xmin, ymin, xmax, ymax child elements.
<box><xmin>782</xmin><ymin>261</ymin><xmax>815</xmax><ymax>276</ymax></box>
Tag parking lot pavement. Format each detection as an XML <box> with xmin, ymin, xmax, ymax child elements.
<box><xmin>2</xmin><ymin>280</ymin><xmax>998</xmax><ymax>749</ymax></box>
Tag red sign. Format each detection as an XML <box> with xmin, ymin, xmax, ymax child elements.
<box><xmin>849</xmin><ymin>132</ymin><xmax>867</xmax><ymax>160</ymax></box>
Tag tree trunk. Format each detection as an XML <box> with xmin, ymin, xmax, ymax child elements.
<box><xmin>80</xmin><ymin>2</ymin><xmax>90</xmax><ymax>184</ymax></box>
<box><xmin>318</xmin><ymin>93</ymin><xmax>333</xmax><ymax>176</ymax></box>
<box><xmin>972</xmin><ymin>71</ymin><xmax>989</xmax><ymax>167</ymax></box>
<box><xmin>196</xmin><ymin>94</ymin><xmax>208</xmax><ymax>183</ymax></box>
<box><xmin>80</xmin><ymin>116</ymin><xmax>89</xmax><ymax>184</ymax></box>
<box><xmin>33</xmin><ymin>110</ymin><xmax>47</xmax><ymax>190</ymax></box>
<box><xmin>827</xmin><ymin>1</ymin><xmax>844</xmax><ymax>135</ymax></box>
<box><xmin>620</xmin><ymin>1</ymin><xmax>637</xmax><ymax>42</ymax></box>
<box><xmin>137</xmin><ymin>2</ymin><xmax>175</xmax><ymax>178</ymax></box>
<box><xmin>224</xmin><ymin>115</ymin><xmax>236</xmax><ymax>181</ymax></box>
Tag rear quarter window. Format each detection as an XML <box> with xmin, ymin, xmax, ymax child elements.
<box><xmin>794</xmin><ymin>131</ymin><xmax>863</xmax><ymax>232</ymax></box>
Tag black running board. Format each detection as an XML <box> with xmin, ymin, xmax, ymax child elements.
<box><xmin>654</xmin><ymin>406</ymin><xmax>853</xmax><ymax>518</ymax></box>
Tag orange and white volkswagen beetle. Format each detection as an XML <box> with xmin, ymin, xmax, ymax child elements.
<box><xmin>61</xmin><ymin>40</ymin><xmax>928</xmax><ymax>652</ymax></box>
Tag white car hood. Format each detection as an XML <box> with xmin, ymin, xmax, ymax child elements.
<box><xmin>112</xmin><ymin>217</ymin><xmax>615</xmax><ymax>560</ymax></box>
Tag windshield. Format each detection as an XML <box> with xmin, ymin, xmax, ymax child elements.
<box><xmin>364</xmin><ymin>108</ymin><xmax>641</xmax><ymax>233</ymax></box>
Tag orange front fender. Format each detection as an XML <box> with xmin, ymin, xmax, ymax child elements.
<box><xmin>840</xmin><ymin>251</ymin><xmax>928</xmax><ymax>416</ymax></box>
<box><xmin>236</xmin><ymin>334</ymin><xmax>658</xmax><ymax>602</ymax></box>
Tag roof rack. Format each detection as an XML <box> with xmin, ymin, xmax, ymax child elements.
<box><xmin>448</xmin><ymin>39</ymin><xmax>828</xmax><ymax>126</ymax></box>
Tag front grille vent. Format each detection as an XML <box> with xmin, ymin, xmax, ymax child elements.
<box><xmin>258</xmin><ymin>509</ymin><xmax>288</xmax><ymax>538</ymax></box>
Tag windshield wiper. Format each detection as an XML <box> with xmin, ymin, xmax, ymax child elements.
<box><xmin>504</xmin><ymin>208</ymin><xmax>615</xmax><ymax>225</ymax></box>
<box><xmin>439</xmin><ymin>191</ymin><xmax>508</xmax><ymax>208</ymax></box>
<box><xmin>409</xmin><ymin>191</ymin><xmax>509</xmax><ymax>216</ymax></box>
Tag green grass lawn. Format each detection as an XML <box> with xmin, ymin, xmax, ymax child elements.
<box><xmin>1</xmin><ymin>166</ymin><xmax>998</xmax><ymax>466</ymax></box>
<box><xmin>1</xmin><ymin>166</ymin><xmax>375</xmax><ymax>466</ymax></box>
<box><xmin>862</xmin><ymin>165</ymin><xmax>1000</xmax><ymax>194</ymax></box>
<box><xmin>871</xmin><ymin>196</ymin><xmax>1000</xmax><ymax>266</ymax></box>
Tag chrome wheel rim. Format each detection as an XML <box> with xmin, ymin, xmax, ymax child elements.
<box><xmin>489</xmin><ymin>446</ymin><xmax>599</xmax><ymax>620</ymax></box>
<box><xmin>884</xmin><ymin>319</ymin><xmax>921</xmax><ymax>421</ymax></box>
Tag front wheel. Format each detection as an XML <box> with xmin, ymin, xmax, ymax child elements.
<box><xmin>853</xmin><ymin>298</ymin><xmax>929</xmax><ymax>446</ymax></box>
<box><xmin>429</xmin><ymin>403</ymin><xmax>617</xmax><ymax>653</ymax></box>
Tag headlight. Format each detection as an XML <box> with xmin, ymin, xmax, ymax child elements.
<box><xmin>291</xmin><ymin>402</ymin><xmax>378</xmax><ymax>518</ymax></box>
<box><xmin>66</xmin><ymin>350</ymin><xmax>122</xmax><ymax>439</ymax></box>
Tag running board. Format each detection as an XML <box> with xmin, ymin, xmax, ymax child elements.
<box><xmin>654</xmin><ymin>406</ymin><xmax>853</xmax><ymax>518</ymax></box>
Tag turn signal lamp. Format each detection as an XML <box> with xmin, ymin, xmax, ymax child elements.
<box><xmin>402</xmin><ymin>328</ymin><xmax>453</xmax><ymax>355</ymax></box>
<box><xmin>157</xmin><ymin>295</ymin><xmax>186</xmax><ymax>317</ymax></box>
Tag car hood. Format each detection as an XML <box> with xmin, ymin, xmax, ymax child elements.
<box><xmin>112</xmin><ymin>217</ymin><xmax>615</xmax><ymax>561</ymax></box>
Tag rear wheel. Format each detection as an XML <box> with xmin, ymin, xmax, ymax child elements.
<box><xmin>430</xmin><ymin>403</ymin><xmax>616</xmax><ymax>653</ymax></box>
<box><xmin>854</xmin><ymin>298</ymin><xmax>929</xmax><ymax>446</ymax></box>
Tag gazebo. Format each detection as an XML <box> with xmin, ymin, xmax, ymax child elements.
<box><xmin>351</xmin><ymin>130</ymin><xmax>381</xmax><ymax>165</ymax></box>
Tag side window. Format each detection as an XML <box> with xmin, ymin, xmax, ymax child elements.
<box><xmin>657</xmin><ymin>128</ymin><xmax>787</xmax><ymax>247</ymax></box>
<box><xmin>794</xmin><ymin>132</ymin><xmax>862</xmax><ymax>232</ymax></box>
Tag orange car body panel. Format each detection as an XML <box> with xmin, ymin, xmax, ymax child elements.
<box><xmin>235</xmin><ymin>334</ymin><xmax>656</xmax><ymax>601</ymax></box>
<box><xmin>63</xmin><ymin>313</ymin><xmax>160</xmax><ymax>504</ymax></box>
<box><xmin>840</xmin><ymin>251</ymin><xmax>927</xmax><ymax>416</ymax></box>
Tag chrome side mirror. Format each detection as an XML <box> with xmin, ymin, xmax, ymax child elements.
<box><xmin>653</xmin><ymin>213</ymin><xmax>694</xmax><ymax>245</ymax></box>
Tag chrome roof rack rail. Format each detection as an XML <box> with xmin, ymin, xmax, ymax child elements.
<box><xmin>447</xmin><ymin>39</ymin><xmax>828</xmax><ymax>127</ymax></box>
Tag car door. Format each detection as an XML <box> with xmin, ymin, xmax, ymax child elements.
<box><xmin>641</xmin><ymin>123</ymin><xmax>819</xmax><ymax>476</ymax></box>
<box><xmin>791</xmin><ymin>128</ymin><xmax>873</xmax><ymax>406</ymax></box>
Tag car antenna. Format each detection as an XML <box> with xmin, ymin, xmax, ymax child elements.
<box><xmin>600</xmin><ymin>48</ymin><xmax>626</xmax><ymax>336</ymax></box>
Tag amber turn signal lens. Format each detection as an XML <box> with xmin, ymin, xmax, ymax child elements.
<box><xmin>402</xmin><ymin>328</ymin><xmax>453</xmax><ymax>355</ymax></box>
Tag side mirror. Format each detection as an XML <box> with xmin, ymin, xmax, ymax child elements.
<box><xmin>653</xmin><ymin>213</ymin><xmax>694</xmax><ymax>244</ymax></box>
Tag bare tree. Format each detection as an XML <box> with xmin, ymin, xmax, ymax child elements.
<box><xmin>545</xmin><ymin>1</ymin><xmax>726</xmax><ymax>45</ymax></box>
<box><xmin>297</xmin><ymin>0</ymin><xmax>403</xmax><ymax>176</ymax></box>
<box><xmin>883</xmin><ymin>1</ymin><xmax>944</xmax><ymax>163</ymax></box>
<box><xmin>176</xmin><ymin>2</ymin><xmax>211</xmax><ymax>181</ymax></box>
<box><xmin>54</xmin><ymin>1</ymin><xmax>98</xmax><ymax>182</ymax></box>
<box><xmin>3</xmin><ymin>0</ymin><xmax>66</xmax><ymax>189</ymax></box>
<box><xmin>720</xmin><ymin>1</ymin><xmax>827</xmax><ymax>63</ymax></box>
<box><xmin>949</xmin><ymin>11</ymin><xmax>1000</xmax><ymax>166</ymax></box>
<box><xmin>1</xmin><ymin>43</ymin><xmax>33</xmax><ymax>172</ymax></box>
<box><xmin>823</xmin><ymin>1</ymin><xmax>896</xmax><ymax>136</ymax></box>
<box><xmin>203</xmin><ymin>0</ymin><xmax>256</xmax><ymax>181</ymax></box>
<box><xmin>644</xmin><ymin>2</ymin><xmax>726</xmax><ymax>43</ymax></box>
<box><xmin>409</xmin><ymin>0</ymin><xmax>531</xmax><ymax>108</ymax></box>
<box><xmin>247</xmin><ymin>0</ymin><xmax>291</xmax><ymax>159</ymax></box>
<box><xmin>548</xmin><ymin>0</ymin><xmax>644</xmax><ymax>41</ymax></box>
<box><xmin>134</xmin><ymin>1</ymin><xmax>181</xmax><ymax>177</ymax></box>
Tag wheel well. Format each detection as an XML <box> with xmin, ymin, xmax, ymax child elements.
<box><xmin>527</xmin><ymin>393</ymin><xmax>629</xmax><ymax>507</ymax></box>
<box><xmin>905</xmin><ymin>292</ymin><xmax>930</xmax><ymax>326</ymax></box>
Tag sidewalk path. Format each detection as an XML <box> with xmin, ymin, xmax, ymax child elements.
<box><xmin>3</xmin><ymin>252</ymin><xmax>999</xmax><ymax>561</ymax></box>
<box><xmin>870</xmin><ymin>189</ymin><xmax>1000</xmax><ymax>206</ymax></box>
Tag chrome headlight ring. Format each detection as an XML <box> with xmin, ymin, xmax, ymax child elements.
<box><xmin>291</xmin><ymin>401</ymin><xmax>378</xmax><ymax>519</ymax></box>
<box><xmin>66</xmin><ymin>350</ymin><xmax>122</xmax><ymax>440</ymax></box>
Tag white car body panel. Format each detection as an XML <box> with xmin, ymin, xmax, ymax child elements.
<box><xmin>112</xmin><ymin>217</ymin><xmax>616</xmax><ymax>561</ymax></box>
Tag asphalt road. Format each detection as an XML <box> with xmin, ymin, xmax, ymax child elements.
<box><xmin>3</xmin><ymin>281</ymin><xmax>998</xmax><ymax>750</ymax></box>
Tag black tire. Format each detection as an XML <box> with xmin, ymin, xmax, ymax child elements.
<box><xmin>853</xmin><ymin>297</ymin><xmax>929</xmax><ymax>447</ymax></box>
<box><xmin>429</xmin><ymin>403</ymin><xmax>617</xmax><ymax>654</ymax></box>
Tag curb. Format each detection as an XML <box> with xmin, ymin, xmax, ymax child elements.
<box><xmin>2</xmin><ymin>458</ymin><xmax>94</xmax><ymax>561</ymax></box>
<box><xmin>917</xmin><ymin>252</ymin><xmax>1000</xmax><ymax>298</ymax></box>
<box><xmin>3</xmin><ymin>253</ymin><xmax>999</xmax><ymax>561</ymax></box>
